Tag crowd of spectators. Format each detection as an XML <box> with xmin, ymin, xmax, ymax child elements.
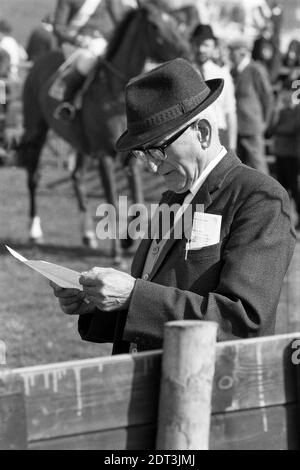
<box><xmin>0</xmin><ymin>2</ymin><xmax>299</xmax><ymax>228</ymax></box>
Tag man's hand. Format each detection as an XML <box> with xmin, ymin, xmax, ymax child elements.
<box><xmin>50</xmin><ymin>282</ymin><xmax>96</xmax><ymax>316</ymax></box>
<box><xmin>79</xmin><ymin>267</ymin><xmax>136</xmax><ymax>312</ymax></box>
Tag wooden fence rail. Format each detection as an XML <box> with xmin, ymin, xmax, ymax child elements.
<box><xmin>1</xmin><ymin>322</ymin><xmax>300</xmax><ymax>450</ymax></box>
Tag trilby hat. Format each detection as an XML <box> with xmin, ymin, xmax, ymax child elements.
<box><xmin>115</xmin><ymin>58</ymin><xmax>224</xmax><ymax>152</ymax></box>
<box><xmin>191</xmin><ymin>24</ymin><xmax>216</xmax><ymax>44</ymax></box>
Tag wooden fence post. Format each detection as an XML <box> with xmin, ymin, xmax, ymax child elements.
<box><xmin>0</xmin><ymin>367</ymin><xmax>27</xmax><ymax>450</ymax></box>
<box><xmin>156</xmin><ymin>320</ymin><xmax>217</xmax><ymax>450</ymax></box>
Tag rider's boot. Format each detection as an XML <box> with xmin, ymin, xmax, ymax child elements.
<box><xmin>53</xmin><ymin>69</ymin><xmax>85</xmax><ymax>122</ymax></box>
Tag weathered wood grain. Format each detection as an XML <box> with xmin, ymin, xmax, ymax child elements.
<box><xmin>12</xmin><ymin>352</ymin><xmax>161</xmax><ymax>443</ymax></box>
<box><xmin>210</xmin><ymin>404</ymin><xmax>300</xmax><ymax>450</ymax></box>
<box><xmin>4</xmin><ymin>333</ymin><xmax>300</xmax><ymax>449</ymax></box>
<box><xmin>212</xmin><ymin>333</ymin><xmax>300</xmax><ymax>413</ymax></box>
<box><xmin>0</xmin><ymin>367</ymin><xmax>27</xmax><ymax>450</ymax></box>
<box><xmin>29</xmin><ymin>405</ymin><xmax>300</xmax><ymax>451</ymax></box>
<box><xmin>156</xmin><ymin>321</ymin><xmax>217</xmax><ymax>450</ymax></box>
<box><xmin>276</xmin><ymin>241</ymin><xmax>300</xmax><ymax>334</ymax></box>
<box><xmin>29</xmin><ymin>425</ymin><xmax>156</xmax><ymax>450</ymax></box>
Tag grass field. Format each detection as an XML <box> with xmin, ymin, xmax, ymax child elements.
<box><xmin>0</xmin><ymin>0</ymin><xmax>300</xmax><ymax>366</ymax></box>
<box><xmin>0</xmin><ymin>139</ymin><xmax>168</xmax><ymax>368</ymax></box>
<box><xmin>1</xmin><ymin>148</ymin><xmax>299</xmax><ymax>368</ymax></box>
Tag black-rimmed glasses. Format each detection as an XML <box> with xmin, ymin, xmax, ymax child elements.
<box><xmin>131</xmin><ymin>124</ymin><xmax>191</xmax><ymax>164</ymax></box>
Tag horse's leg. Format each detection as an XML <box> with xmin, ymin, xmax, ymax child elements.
<box><xmin>18</xmin><ymin>125</ymin><xmax>48</xmax><ymax>243</ymax></box>
<box><xmin>71</xmin><ymin>151</ymin><xmax>98</xmax><ymax>249</ymax></box>
<box><xmin>98</xmin><ymin>153</ymin><xmax>122</xmax><ymax>264</ymax></box>
<box><xmin>19</xmin><ymin>60</ymin><xmax>50</xmax><ymax>243</ymax></box>
<box><xmin>122</xmin><ymin>155</ymin><xmax>144</xmax><ymax>250</ymax></box>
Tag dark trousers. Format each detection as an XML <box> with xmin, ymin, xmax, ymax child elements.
<box><xmin>276</xmin><ymin>156</ymin><xmax>300</xmax><ymax>216</ymax></box>
<box><xmin>237</xmin><ymin>134</ymin><xmax>269</xmax><ymax>175</ymax></box>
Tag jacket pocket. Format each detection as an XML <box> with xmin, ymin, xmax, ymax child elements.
<box><xmin>184</xmin><ymin>241</ymin><xmax>222</xmax><ymax>260</ymax></box>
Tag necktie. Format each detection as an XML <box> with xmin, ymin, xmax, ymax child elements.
<box><xmin>156</xmin><ymin>190</ymin><xmax>190</xmax><ymax>242</ymax></box>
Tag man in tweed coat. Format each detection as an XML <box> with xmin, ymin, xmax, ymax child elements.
<box><xmin>51</xmin><ymin>59</ymin><xmax>296</xmax><ymax>353</ymax></box>
<box><xmin>229</xmin><ymin>38</ymin><xmax>274</xmax><ymax>175</ymax></box>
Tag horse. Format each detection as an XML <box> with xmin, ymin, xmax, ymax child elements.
<box><xmin>18</xmin><ymin>3</ymin><xmax>192</xmax><ymax>263</ymax></box>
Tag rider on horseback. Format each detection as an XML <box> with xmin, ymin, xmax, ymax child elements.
<box><xmin>51</xmin><ymin>0</ymin><xmax>137</xmax><ymax>121</ymax></box>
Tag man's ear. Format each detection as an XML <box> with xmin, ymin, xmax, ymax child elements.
<box><xmin>195</xmin><ymin>119</ymin><xmax>212</xmax><ymax>148</ymax></box>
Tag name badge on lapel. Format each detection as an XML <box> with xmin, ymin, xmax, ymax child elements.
<box><xmin>185</xmin><ymin>212</ymin><xmax>222</xmax><ymax>259</ymax></box>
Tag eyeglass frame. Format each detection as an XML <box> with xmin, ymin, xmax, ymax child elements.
<box><xmin>131</xmin><ymin>122</ymin><xmax>195</xmax><ymax>164</ymax></box>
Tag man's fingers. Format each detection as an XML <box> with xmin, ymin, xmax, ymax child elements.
<box><xmin>79</xmin><ymin>276</ymin><xmax>104</xmax><ymax>287</ymax></box>
<box><xmin>85</xmin><ymin>293</ymin><xmax>104</xmax><ymax>303</ymax></box>
<box><xmin>53</xmin><ymin>288</ymin><xmax>82</xmax><ymax>298</ymax></box>
<box><xmin>61</xmin><ymin>302</ymin><xmax>81</xmax><ymax>315</ymax></box>
<box><xmin>82</xmin><ymin>285</ymin><xmax>102</xmax><ymax>294</ymax></box>
<box><xmin>79</xmin><ymin>268</ymin><xmax>109</xmax><ymax>286</ymax></box>
<box><xmin>77</xmin><ymin>302</ymin><xmax>93</xmax><ymax>315</ymax></box>
<box><xmin>59</xmin><ymin>294</ymin><xmax>85</xmax><ymax>307</ymax></box>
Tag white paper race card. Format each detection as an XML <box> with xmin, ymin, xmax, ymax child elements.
<box><xmin>5</xmin><ymin>245</ymin><xmax>83</xmax><ymax>290</ymax></box>
<box><xmin>187</xmin><ymin>212</ymin><xmax>222</xmax><ymax>250</ymax></box>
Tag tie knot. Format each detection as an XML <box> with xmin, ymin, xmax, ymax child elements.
<box><xmin>171</xmin><ymin>190</ymin><xmax>190</xmax><ymax>205</ymax></box>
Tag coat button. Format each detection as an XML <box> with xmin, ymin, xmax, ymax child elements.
<box><xmin>152</xmin><ymin>245</ymin><xmax>160</xmax><ymax>255</ymax></box>
<box><xmin>143</xmin><ymin>273</ymin><xmax>149</xmax><ymax>280</ymax></box>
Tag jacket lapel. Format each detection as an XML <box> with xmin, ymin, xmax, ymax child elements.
<box><xmin>147</xmin><ymin>181</ymin><xmax>212</xmax><ymax>281</ymax></box>
<box><xmin>131</xmin><ymin>151</ymin><xmax>241</xmax><ymax>280</ymax></box>
<box><xmin>147</xmin><ymin>151</ymin><xmax>241</xmax><ymax>281</ymax></box>
<box><xmin>131</xmin><ymin>190</ymin><xmax>173</xmax><ymax>278</ymax></box>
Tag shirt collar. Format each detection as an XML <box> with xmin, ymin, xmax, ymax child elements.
<box><xmin>189</xmin><ymin>146</ymin><xmax>227</xmax><ymax>197</ymax></box>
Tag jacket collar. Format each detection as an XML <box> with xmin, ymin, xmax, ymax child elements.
<box><xmin>131</xmin><ymin>150</ymin><xmax>241</xmax><ymax>279</ymax></box>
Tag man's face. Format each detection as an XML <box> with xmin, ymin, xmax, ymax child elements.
<box><xmin>195</xmin><ymin>39</ymin><xmax>215</xmax><ymax>65</ymax></box>
<box><xmin>147</xmin><ymin>126</ymin><xmax>204</xmax><ymax>193</ymax></box>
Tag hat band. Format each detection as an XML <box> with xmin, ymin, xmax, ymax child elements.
<box><xmin>128</xmin><ymin>87</ymin><xmax>210</xmax><ymax>135</ymax></box>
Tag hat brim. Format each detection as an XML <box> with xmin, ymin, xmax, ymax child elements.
<box><xmin>115</xmin><ymin>78</ymin><xmax>224</xmax><ymax>152</ymax></box>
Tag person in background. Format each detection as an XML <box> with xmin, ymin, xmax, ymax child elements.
<box><xmin>252</xmin><ymin>5</ymin><xmax>282</xmax><ymax>85</ymax></box>
<box><xmin>229</xmin><ymin>38</ymin><xmax>273</xmax><ymax>174</ymax></box>
<box><xmin>214</xmin><ymin>38</ymin><xmax>231</xmax><ymax>70</ymax></box>
<box><xmin>283</xmin><ymin>39</ymin><xmax>300</xmax><ymax>70</ymax></box>
<box><xmin>0</xmin><ymin>47</ymin><xmax>10</xmax><ymax>162</ymax></box>
<box><xmin>252</xmin><ymin>34</ymin><xmax>281</xmax><ymax>84</ymax></box>
<box><xmin>0</xmin><ymin>19</ymin><xmax>27</xmax><ymax>80</ymax></box>
<box><xmin>51</xmin><ymin>0</ymin><xmax>137</xmax><ymax>121</ymax></box>
<box><xmin>26</xmin><ymin>14</ymin><xmax>57</xmax><ymax>63</ymax></box>
<box><xmin>283</xmin><ymin>40</ymin><xmax>300</xmax><ymax>82</ymax></box>
<box><xmin>268</xmin><ymin>79</ymin><xmax>300</xmax><ymax>230</ymax></box>
<box><xmin>191</xmin><ymin>24</ymin><xmax>237</xmax><ymax>151</ymax></box>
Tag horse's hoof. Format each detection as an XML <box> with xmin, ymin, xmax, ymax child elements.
<box><xmin>82</xmin><ymin>235</ymin><xmax>98</xmax><ymax>249</ymax></box>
